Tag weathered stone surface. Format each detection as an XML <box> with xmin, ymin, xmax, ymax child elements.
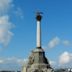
<box><xmin>22</xmin><ymin>47</ymin><xmax>53</xmax><ymax>72</ymax></box>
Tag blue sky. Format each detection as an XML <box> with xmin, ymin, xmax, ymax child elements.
<box><xmin>0</xmin><ymin>0</ymin><xmax>72</xmax><ymax>70</ymax></box>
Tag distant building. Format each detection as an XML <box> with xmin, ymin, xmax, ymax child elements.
<box><xmin>54</xmin><ymin>68</ymin><xmax>72</xmax><ymax>72</ymax></box>
<box><xmin>68</xmin><ymin>68</ymin><xmax>72</xmax><ymax>72</ymax></box>
<box><xmin>0</xmin><ymin>70</ymin><xmax>21</xmax><ymax>72</ymax></box>
<box><xmin>22</xmin><ymin>12</ymin><xmax>53</xmax><ymax>72</ymax></box>
<box><xmin>0</xmin><ymin>71</ymin><xmax>15</xmax><ymax>72</ymax></box>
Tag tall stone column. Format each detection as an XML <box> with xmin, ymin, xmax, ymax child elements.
<box><xmin>36</xmin><ymin>13</ymin><xmax>42</xmax><ymax>48</ymax></box>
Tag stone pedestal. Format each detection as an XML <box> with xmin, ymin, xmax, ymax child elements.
<box><xmin>22</xmin><ymin>47</ymin><xmax>53</xmax><ymax>72</ymax></box>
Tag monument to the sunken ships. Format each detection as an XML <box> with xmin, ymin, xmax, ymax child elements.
<box><xmin>22</xmin><ymin>13</ymin><xmax>53</xmax><ymax>72</ymax></box>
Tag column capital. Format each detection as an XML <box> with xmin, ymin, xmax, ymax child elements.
<box><xmin>36</xmin><ymin>12</ymin><xmax>42</xmax><ymax>21</ymax></box>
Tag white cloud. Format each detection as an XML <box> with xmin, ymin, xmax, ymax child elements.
<box><xmin>0</xmin><ymin>60</ymin><xmax>4</xmax><ymax>63</ymax></box>
<box><xmin>48</xmin><ymin>37</ymin><xmax>60</xmax><ymax>48</ymax></box>
<box><xmin>0</xmin><ymin>0</ymin><xmax>13</xmax><ymax>15</ymax></box>
<box><xmin>59</xmin><ymin>51</ymin><xmax>72</xmax><ymax>65</ymax></box>
<box><xmin>0</xmin><ymin>0</ymin><xmax>24</xmax><ymax>19</ymax></box>
<box><xmin>0</xmin><ymin>57</ymin><xmax>27</xmax><ymax>65</ymax></box>
<box><xmin>62</xmin><ymin>40</ymin><xmax>71</xmax><ymax>46</ymax></box>
<box><xmin>17</xmin><ymin>59</ymin><xmax>28</xmax><ymax>65</ymax></box>
<box><xmin>0</xmin><ymin>57</ymin><xmax>25</xmax><ymax>70</ymax></box>
<box><xmin>0</xmin><ymin>0</ymin><xmax>24</xmax><ymax>49</ymax></box>
<box><xmin>14</xmin><ymin>7</ymin><xmax>24</xmax><ymax>19</ymax></box>
<box><xmin>48</xmin><ymin>36</ymin><xmax>71</xmax><ymax>49</ymax></box>
<box><xmin>0</xmin><ymin>15</ymin><xmax>14</xmax><ymax>47</ymax></box>
<box><xmin>0</xmin><ymin>0</ymin><xmax>14</xmax><ymax>47</ymax></box>
<box><xmin>49</xmin><ymin>60</ymin><xmax>56</xmax><ymax>65</ymax></box>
